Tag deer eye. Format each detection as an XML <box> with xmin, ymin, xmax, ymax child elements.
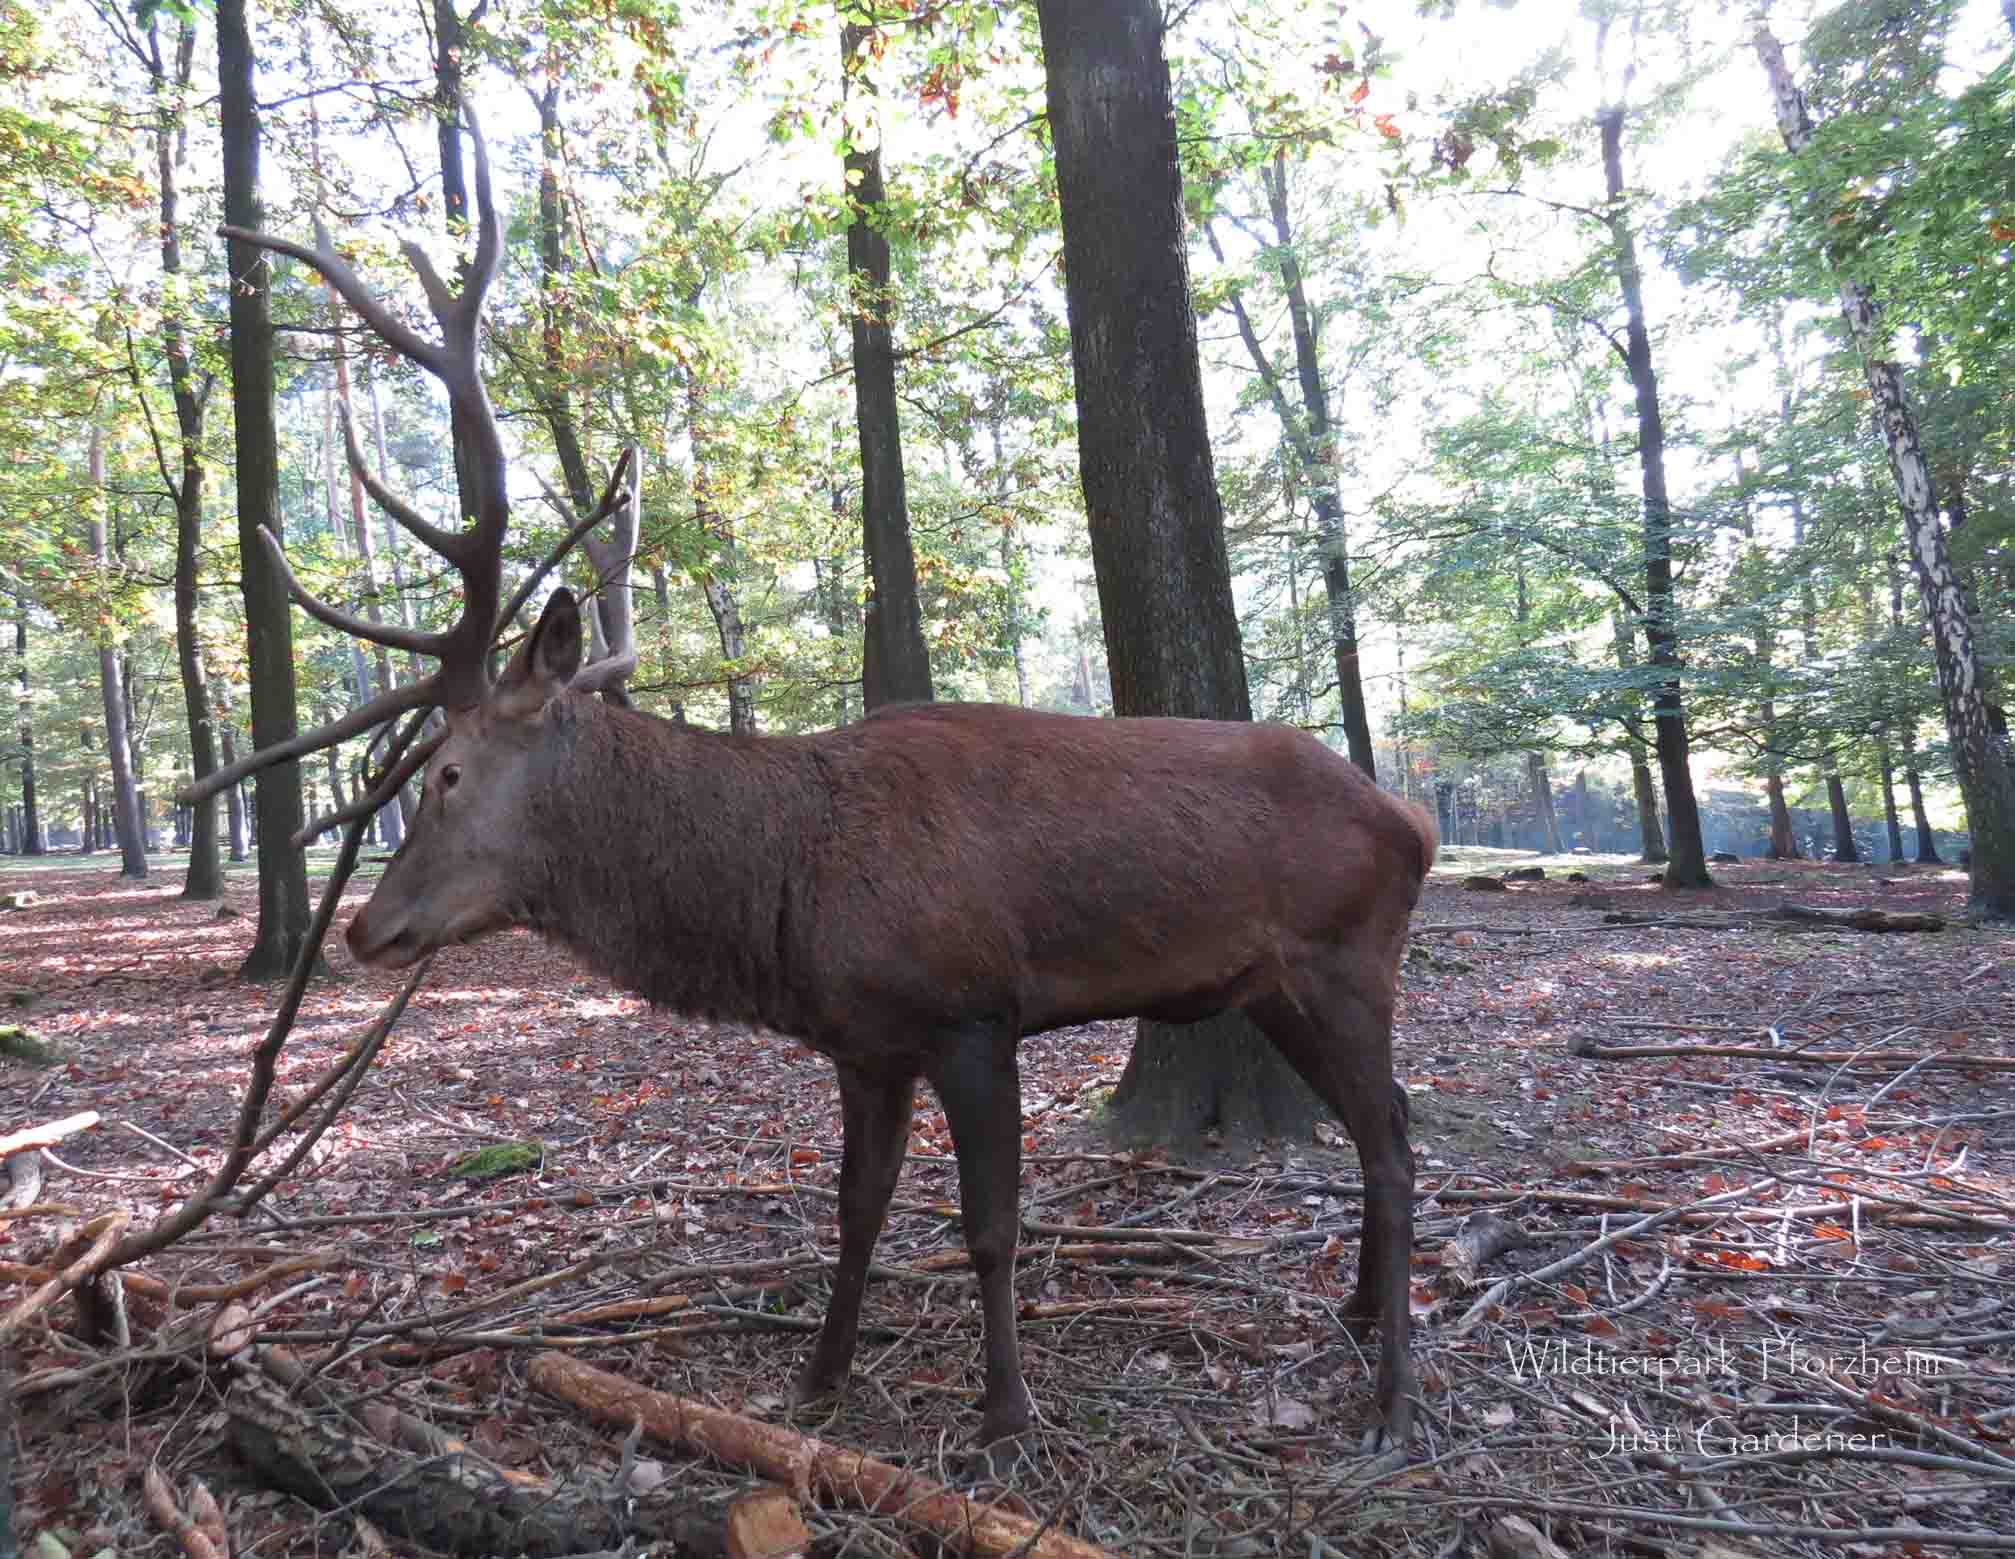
<box><xmin>438</xmin><ymin>765</ymin><xmax>462</xmax><ymax>794</ymax></box>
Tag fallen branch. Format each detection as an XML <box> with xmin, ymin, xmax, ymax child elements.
<box><xmin>1453</xmin><ymin>1177</ymin><xmax>1781</xmax><ymax>1336</ymax></box>
<box><xmin>1568</xmin><ymin>1035</ymin><xmax>2014</xmax><ymax>1072</ymax></box>
<box><xmin>529</xmin><ymin>1351</ymin><xmax>1115</xmax><ymax>1559</ymax></box>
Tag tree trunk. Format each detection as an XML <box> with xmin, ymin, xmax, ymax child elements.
<box><xmin>81</xmin><ymin>780</ymin><xmax>95</xmax><ymax>854</ymax></box>
<box><xmin>1878</xmin><ymin>742</ymin><xmax>1906</xmax><ymax>862</ymax></box>
<box><xmin>1824</xmin><ymin>773</ymin><xmax>1858</xmax><ymax>862</ymax></box>
<box><xmin>1904</xmin><ymin>756</ymin><xmax>1940</xmax><ymax>863</ymax></box>
<box><xmin>688</xmin><ymin>355</ymin><xmax>757</xmax><ymax>734</ymax></box>
<box><xmin>1526</xmin><ymin>752</ymin><xmax>1564</xmax><ymax>854</ymax></box>
<box><xmin>146</xmin><ymin>18</ymin><xmax>222</xmax><ymax>898</ymax></box>
<box><xmin>13</xmin><ymin>600</ymin><xmax>41</xmax><ymax>854</ymax></box>
<box><xmin>327</xmin><ymin>303</ymin><xmax>405</xmax><ymax>849</ymax></box>
<box><xmin>1210</xmin><ymin>152</ymin><xmax>1374</xmax><ymax>774</ymax></box>
<box><xmin>1599</xmin><ymin>106</ymin><xmax>1709</xmax><ymax>889</ymax></box>
<box><xmin>1755</xmin><ymin>24</ymin><xmax>2015</xmax><ymax>920</ymax></box>
<box><xmin>87</xmin><ymin>425</ymin><xmax>148</xmax><ymax>879</ymax></box>
<box><xmin>842</xmin><ymin>23</ymin><xmax>932</xmax><ymax>710</ymax></box>
<box><xmin>1037</xmin><ymin>0</ymin><xmax>1318</xmax><ymax>1141</ymax></box>
<box><xmin>220</xmin><ymin>0</ymin><xmax>315</xmax><ymax>975</ymax></box>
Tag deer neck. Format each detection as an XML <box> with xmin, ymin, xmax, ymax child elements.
<box><xmin>522</xmin><ymin>699</ymin><xmax>821</xmax><ymax>1031</ymax></box>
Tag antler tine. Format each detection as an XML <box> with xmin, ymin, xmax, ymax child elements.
<box><xmin>501</xmin><ymin>446</ymin><xmax>638</xmax><ymax>638</ymax></box>
<box><xmin>174</xmin><ymin>674</ymin><xmax>441</xmax><ymax>806</ymax></box>
<box><xmin>219</xmin><ymin>223</ymin><xmax>445</xmax><ymax>378</ymax></box>
<box><xmin>256</xmin><ymin>528</ymin><xmax>452</xmax><ymax>659</ymax></box>
<box><xmin>572</xmin><ymin>445</ymin><xmax>642</xmax><ymax>696</ymax></box>
<box><xmin>424</xmin><ymin>101</ymin><xmax>512</xmax><ymax>707</ymax></box>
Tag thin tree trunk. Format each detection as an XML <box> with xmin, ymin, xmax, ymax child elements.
<box><xmin>1526</xmin><ymin>752</ymin><xmax>1564</xmax><ymax>854</ymax></box>
<box><xmin>1878</xmin><ymin>741</ymin><xmax>1906</xmax><ymax>862</ymax></box>
<box><xmin>221</xmin><ymin>0</ymin><xmax>314</xmax><ymax>974</ymax></box>
<box><xmin>842</xmin><ymin>22</ymin><xmax>932</xmax><ymax>710</ymax></box>
<box><xmin>334</xmin><ymin>332</ymin><xmax>402</xmax><ymax>851</ymax></box>
<box><xmin>1756</xmin><ymin>24</ymin><xmax>2015</xmax><ymax>919</ymax></box>
<box><xmin>88</xmin><ymin>424</ymin><xmax>148</xmax><ymax>878</ymax></box>
<box><xmin>14</xmin><ymin>599</ymin><xmax>41</xmax><ymax>854</ymax></box>
<box><xmin>1904</xmin><ymin>760</ymin><xmax>1940</xmax><ymax>862</ymax></box>
<box><xmin>1599</xmin><ymin>106</ymin><xmax>1709</xmax><ymax>888</ymax></box>
<box><xmin>688</xmin><ymin>354</ymin><xmax>756</xmax><ymax>734</ymax></box>
<box><xmin>144</xmin><ymin>17</ymin><xmax>221</xmax><ymax>897</ymax></box>
<box><xmin>1207</xmin><ymin>154</ymin><xmax>1373</xmax><ymax>774</ymax></box>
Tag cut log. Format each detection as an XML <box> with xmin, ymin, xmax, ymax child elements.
<box><xmin>1463</xmin><ymin>875</ymin><xmax>1509</xmax><ymax>892</ymax></box>
<box><xmin>725</xmin><ymin>1487</ymin><xmax>810</xmax><ymax>1559</ymax></box>
<box><xmin>529</xmin><ymin>1351</ymin><xmax>1114</xmax><ymax>1559</ymax></box>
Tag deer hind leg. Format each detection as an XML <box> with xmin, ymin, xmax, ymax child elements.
<box><xmin>925</xmin><ymin>1025</ymin><xmax>1035</xmax><ymax>1447</ymax></box>
<box><xmin>1248</xmin><ymin>971</ymin><xmax>1417</xmax><ymax>1450</ymax></box>
<box><xmin>794</xmin><ymin>1063</ymin><xmax>915</xmax><ymax>1407</ymax></box>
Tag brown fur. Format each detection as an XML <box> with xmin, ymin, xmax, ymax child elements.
<box><xmin>349</xmin><ymin>591</ymin><xmax>1434</xmax><ymax>1449</ymax></box>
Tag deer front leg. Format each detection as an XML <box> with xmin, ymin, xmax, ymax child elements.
<box><xmin>794</xmin><ymin>1064</ymin><xmax>915</xmax><ymax>1407</ymax></box>
<box><xmin>927</xmin><ymin>1027</ymin><xmax>1034</xmax><ymax>1447</ymax></box>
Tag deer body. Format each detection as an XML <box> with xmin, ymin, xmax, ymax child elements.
<box><xmin>189</xmin><ymin>122</ymin><xmax>1431</xmax><ymax>1454</ymax></box>
<box><xmin>349</xmin><ymin>592</ymin><xmax>1433</xmax><ymax>1450</ymax></box>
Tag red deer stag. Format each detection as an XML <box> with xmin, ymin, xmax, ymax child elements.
<box><xmin>186</xmin><ymin>105</ymin><xmax>1436</xmax><ymax>1455</ymax></box>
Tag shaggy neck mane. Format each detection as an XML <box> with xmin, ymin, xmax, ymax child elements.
<box><xmin>519</xmin><ymin>695</ymin><xmax>826</xmax><ymax>1029</ymax></box>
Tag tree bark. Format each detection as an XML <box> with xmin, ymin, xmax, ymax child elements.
<box><xmin>842</xmin><ymin>21</ymin><xmax>932</xmax><ymax>710</ymax></box>
<box><xmin>1526</xmin><ymin>752</ymin><xmax>1564</xmax><ymax>854</ymax></box>
<box><xmin>87</xmin><ymin>424</ymin><xmax>148</xmax><ymax>879</ymax></box>
<box><xmin>1755</xmin><ymin>24</ymin><xmax>2015</xmax><ymax>919</ymax></box>
<box><xmin>147</xmin><ymin>18</ymin><xmax>221</xmax><ymax>899</ymax></box>
<box><xmin>1824</xmin><ymin>773</ymin><xmax>1858</xmax><ymax>862</ymax></box>
<box><xmin>1037</xmin><ymin>0</ymin><xmax>1317</xmax><ymax>1140</ymax></box>
<box><xmin>220</xmin><ymin>0</ymin><xmax>314</xmax><ymax>975</ymax></box>
<box><xmin>333</xmin><ymin>331</ymin><xmax>402</xmax><ymax>851</ymax></box>
<box><xmin>1599</xmin><ymin>106</ymin><xmax>1710</xmax><ymax>889</ymax></box>
<box><xmin>13</xmin><ymin>599</ymin><xmax>40</xmax><ymax>854</ymax></box>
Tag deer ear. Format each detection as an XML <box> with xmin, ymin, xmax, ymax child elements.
<box><xmin>496</xmin><ymin>589</ymin><xmax>584</xmax><ymax>712</ymax></box>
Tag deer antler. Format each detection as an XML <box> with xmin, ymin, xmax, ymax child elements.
<box><xmin>179</xmin><ymin>102</ymin><xmax>574</xmax><ymax>813</ymax></box>
<box><xmin>538</xmin><ymin>446</ymin><xmax>641</xmax><ymax>699</ymax></box>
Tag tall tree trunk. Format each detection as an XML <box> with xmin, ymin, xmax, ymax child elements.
<box><xmin>220</xmin><ymin>0</ymin><xmax>314</xmax><ymax>975</ymax></box>
<box><xmin>841</xmin><ymin>22</ymin><xmax>932</xmax><ymax>710</ymax></box>
<box><xmin>333</xmin><ymin>332</ymin><xmax>402</xmax><ymax>851</ymax></box>
<box><xmin>687</xmin><ymin>346</ymin><xmax>756</xmax><ymax>734</ymax></box>
<box><xmin>1755</xmin><ymin>25</ymin><xmax>2015</xmax><ymax>920</ymax></box>
<box><xmin>213</xmin><ymin>676</ymin><xmax>248</xmax><ymax>863</ymax></box>
<box><xmin>1905</xmin><ymin>758</ymin><xmax>1940</xmax><ymax>862</ymax></box>
<box><xmin>1878</xmin><ymin>742</ymin><xmax>1906</xmax><ymax>862</ymax></box>
<box><xmin>13</xmin><ymin>599</ymin><xmax>41</xmax><ymax>854</ymax></box>
<box><xmin>1611</xmin><ymin>610</ymin><xmax>1666</xmax><ymax>862</ymax></box>
<box><xmin>1599</xmin><ymin>107</ymin><xmax>1710</xmax><ymax>889</ymax></box>
<box><xmin>1209</xmin><ymin>151</ymin><xmax>1374</xmax><ymax>773</ymax></box>
<box><xmin>88</xmin><ymin>424</ymin><xmax>148</xmax><ymax>878</ymax></box>
<box><xmin>1526</xmin><ymin>752</ymin><xmax>1564</xmax><ymax>854</ymax></box>
<box><xmin>148</xmin><ymin>18</ymin><xmax>221</xmax><ymax>898</ymax></box>
<box><xmin>1823</xmin><ymin>773</ymin><xmax>1857</xmax><ymax>862</ymax></box>
<box><xmin>1037</xmin><ymin>0</ymin><xmax>1319</xmax><ymax>1141</ymax></box>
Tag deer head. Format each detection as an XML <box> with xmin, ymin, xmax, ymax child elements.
<box><xmin>343</xmin><ymin>586</ymin><xmax>604</xmax><ymax>968</ymax></box>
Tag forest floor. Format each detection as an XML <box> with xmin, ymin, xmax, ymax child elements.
<box><xmin>3</xmin><ymin>845</ymin><xmax>2014</xmax><ymax>1559</ymax></box>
